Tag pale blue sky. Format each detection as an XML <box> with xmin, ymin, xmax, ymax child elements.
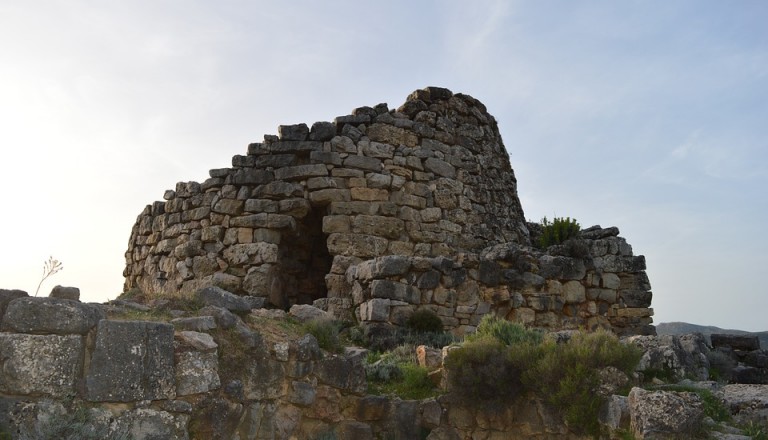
<box><xmin>1</xmin><ymin>1</ymin><xmax>766</xmax><ymax>330</ymax></box>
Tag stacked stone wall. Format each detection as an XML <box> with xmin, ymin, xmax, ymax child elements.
<box><xmin>334</xmin><ymin>225</ymin><xmax>654</xmax><ymax>336</ymax></box>
<box><xmin>0</xmin><ymin>291</ymin><xmax>582</xmax><ymax>439</ymax></box>
<box><xmin>124</xmin><ymin>87</ymin><xmax>529</xmax><ymax>309</ymax></box>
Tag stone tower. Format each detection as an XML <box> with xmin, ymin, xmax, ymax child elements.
<box><xmin>125</xmin><ymin>87</ymin><xmax>529</xmax><ymax>304</ymax></box>
<box><xmin>124</xmin><ymin>87</ymin><xmax>654</xmax><ymax>335</ymax></box>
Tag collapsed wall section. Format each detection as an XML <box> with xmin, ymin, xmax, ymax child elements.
<box><xmin>124</xmin><ymin>87</ymin><xmax>529</xmax><ymax>307</ymax></box>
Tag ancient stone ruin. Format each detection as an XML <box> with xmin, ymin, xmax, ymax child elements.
<box><xmin>124</xmin><ymin>86</ymin><xmax>654</xmax><ymax>336</ymax></box>
<box><xmin>5</xmin><ymin>88</ymin><xmax>768</xmax><ymax>440</ymax></box>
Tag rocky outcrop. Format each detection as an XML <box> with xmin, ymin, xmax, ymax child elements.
<box><xmin>628</xmin><ymin>387</ymin><xmax>705</xmax><ymax>439</ymax></box>
<box><xmin>627</xmin><ymin>333</ymin><xmax>711</xmax><ymax>382</ymax></box>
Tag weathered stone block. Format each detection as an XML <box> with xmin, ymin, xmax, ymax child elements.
<box><xmin>212</xmin><ymin>198</ymin><xmax>244</xmax><ymax>215</ymax></box>
<box><xmin>309</xmin><ymin>188</ymin><xmax>351</xmax><ymax>205</ymax></box>
<box><xmin>562</xmin><ymin>281</ymin><xmax>586</xmax><ymax>304</ymax></box>
<box><xmin>278</xmin><ymin>198</ymin><xmax>311</xmax><ymax>217</ymax></box>
<box><xmin>242</xmin><ymin>355</ymin><xmax>286</xmax><ymax>400</ymax></box>
<box><xmin>288</xmin><ymin>380</ymin><xmax>317</xmax><ymax>407</ymax></box>
<box><xmin>344</xmin><ymin>155</ymin><xmax>383</xmax><ymax>172</ymax></box>
<box><xmin>711</xmin><ymin>334</ymin><xmax>761</xmax><ymax>351</ymax></box>
<box><xmin>587</xmin><ymin>288</ymin><xmax>618</xmax><ymax>303</ymax></box>
<box><xmin>197</xmin><ymin>286</ymin><xmax>254</xmax><ymax>312</ymax></box>
<box><xmin>222</xmin><ymin>242</ymin><xmax>278</xmax><ymax>266</ymax></box>
<box><xmin>628</xmin><ymin>387</ymin><xmax>703</xmax><ymax>439</ymax></box>
<box><xmin>275</xmin><ymin>164</ymin><xmax>328</xmax><ymax>180</ymax></box>
<box><xmin>253</xmin><ymin>154</ymin><xmax>298</xmax><ymax>168</ymax></box>
<box><xmin>424</xmin><ymin>157</ymin><xmax>456</xmax><ymax>178</ymax></box>
<box><xmin>86</xmin><ymin>320</ymin><xmax>175</xmax><ymax>402</ymax></box>
<box><xmin>177</xmin><ymin>330</ymin><xmax>219</xmax><ymax>352</ymax></box>
<box><xmin>289</xmin><ymin>304</ymin><xmax>332</xmax><ymax>322</ymax></box>
<box><xmin>278</xmin><ymin>123</ymin><xmax>309</xmax><ymax>141</ymax></box>
<box><xmin>322</xmin><ymin>215</ymin><xmax>351</xmax><ymax>234</ymax></box>
<box><xmin>361</xmin><ymin>298</ymin><xmax>390</xmax><ymax>322</ymax></box>
<box><xmin>538</xmin><ymin>255</ymin><xmax>586</xmax><ymax>280</ymax></box>
<box><xmin>310</xmin><ymin>150</ymin><xmax>342</xmax><ymax>166</ymax></box>
<box><xmin>370</xmin><ymin>280</ymin><xmax>420</xmax><ymax>304</ymax></box>
<box><xmin>0</xmin><ymin>334</ymin><xmax>83</xmax><ymax>397</ymax></box>
<box><xmin>620</xmin><ymin>289</ymin><xmax>653</xmax><ymax>308</ymax></box>
<box><xmin>315</xmin><ymin>354</ymin><xmax>366</xmax><ymax>394</ymax></box>
<box><xmin>171</xmin><ymin>316</ymin><xmax>217</xmax><ymax>332</ymax></box>
<box><xmin>361</xmin><ymin>141</ymin><xmax>395</xmax><ymax>159</ymax></box>
<box><xmin>355</xmin><ymin>255</ymin><xmax>411</xmax><ymax>280</ymax></box>
<box><xmin>366</xmin><ymin>123</ymin><xmax>419</xmax><ymax>147</ymax></box>
<box><xmin>350</xmin><ymin>187</ymin><xmax>389</xmax><ymax>201</ymax></box>
<box><xmin>176</xmin><ymin>350</ymin><xmax>221</xmax><ymax>396</ymax></box>
<box><xmin>327</xmin><ymin>233</ymin><xmax>388</xmax><ymax>258</ymax></box>
<box><xmin>352</xmin><ymin>215</ymin><xmax>404</xmax><ymax>239</ymax></box>
<box><xmin>48</xmin><ymin>285</ymin><xmax>80</xmax><ymax>301</ymax></box>
<box><xmin>231</xmin><ymin>169</ymin><xmax>273</xmax><ymax>185</ymax></box>
<box><xmin>0</xmin><ymin>289</ymin><xmax>27</xmax><ymax>320</ymax></box>
<box><xmin>111</xmin><ymin>408</ymin><xmax>190</xmax><ymax>440</ymax></box>
<box><xmin>269</xmin><ymin>140</ymin><xmax>322</xmax><ymax>153</ymax></box>
<box><xmin>1</xmin><ymin>297</ymin><xmax>104</xmax><ymax>335</ymax></box>
<box><xmin>601</xmin><ymin>273</ymin><xmax>621</xmax><ymax>289</ymax></box>
<box><xmin>310</xmin><ymin>121</ymin><xmax>335</xmax><ymax>141</ymax></box>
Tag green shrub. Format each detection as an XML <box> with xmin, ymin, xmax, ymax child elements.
<box><xmin>469</xmin><ymin>315</ymin><xmax>543</xmax><ymax>346</ymax></box>
<box><xmin>742</xmin><ymin>421</ymin><xmax>768</xmax><ymax>440</ymax></box>
<box><xmin>539</xmin><ymin>216</ymin><xmax>581</xmax><ymax>248</ymax></box>
<box><xmin>366</xmin><ymin>361</ymin><xmax>403</xmax><ymax>383</ymax></box>
<box><xmin>365</xmin><ymin>344</ymin><xmax>440</xmax><ymax>400</ymax></box>
<box><xmin>406</xmin><ymin>309</ymin><xmax>444</xmax><ymax>333</ymax></box>
<box><xmin>522</xmin><ymin>330</ymin><xmax>642</xmax><ymax>436</ymax></box>
<box><xmin>398</xmin><ymin>364</ymin><xmax>436</xmax><ymax>400</ymax></box>
<box><xmin>303</xmin><ymin>318</ymin><xmax>342</xmax><ymax>353</ymax></box>
<box><xmin>444</xmin><ymin>338</ymin><xmax>527</xmax><ymax>408</ymax></box>
<box><xmin>362</xmin><ymin>325</ymin><xmax>458</xmax><ymax>352</ymax></box>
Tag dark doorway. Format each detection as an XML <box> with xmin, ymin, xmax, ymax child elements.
<box><xmin>278</xmin><ymin>207</ymin><xmax>332</xmax><ymax>306</ymax></box>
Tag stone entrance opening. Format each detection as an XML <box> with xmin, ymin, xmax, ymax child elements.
<box><xmin>278</xmin><ymin>207</ymin><xmax>332</xmax><ymax>307</ymax></box>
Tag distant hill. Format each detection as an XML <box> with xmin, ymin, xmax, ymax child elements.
<box><xmin>657</xmin><ymin>322</ymin><xmax>768</xmax><ymax>349</ymax></box>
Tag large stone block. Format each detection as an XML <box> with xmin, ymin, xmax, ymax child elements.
<box><xmin>351</xmin><ymin>215</ymin><xmax>404</xmax><ymax>239</ymax></box>
<box><xmin>361</xmin><ymin>298</ymin><xmax>391</xmax><ymax>322</ymax></box>
<box><xmin>315</xmin><ymin>354</ymin><xmax>367</xmax><ymax>394</ymax></box>
<box><xmin>111</xmin><ymin>408</ymin><xmax>190</xmax><ymax>440</ymax></box>
<box><xmin>86</xmin><ymin>320</ymin><xmax>176</xmax><ymax>402</ymax></box>
<box><xmin>344</xmin><ymin>155</ymin><xmax>383</xmax><ymax>172</ymax></box>
<box><xmin>176</xmin><ymin>350</ymin><xmax>221</xmax><ymax>396</ymax></box>
<box><xmin>366</xmin><ymin>123</ymin><xmax>419</xmax><ymax>147</ymax></box>
<box><xmin>628</xmin><ymin>387</ymin><xmax>703</xmax><ymax>439</ymax></box>
<box><xmin>327</xmin><ymin>233</ymin><xmax>389</xmax><ymax>258</ymax></box>
<box><xmin>424</xmin><ymin>157</ymin><xmax>456</xmax><ymax>178</ymax></box>
<box><xmin>48</xmin><ymin>285</ymin><xmax>80</xmax><ymax>301</ymax></box>
<box><xmin>370</xmin><ymin>280</ymin><xmax>420</xmax><ymax>304</ymax></box>
<box><xmin>1</xmin><ymin>297</ymin><xmax>104</xmax><ymax>335</ymax></box>
<box><xmin>222</xmin><ymin>242</ymin><xmax>279</xmax><ymax>266</ymax></box>
<box><xmin>274</xmin><ymin>164</ymin><xmax>329</xmax><ymax>180</ymax></box>
<box><xmin>0</xmin><ymin>288</ymin><xmax>27</xmax><ymax>320</ymax></box>
<box><xmin>0</xmin><ymin>334</ymin><xmax>83</xmax><ymax>397</ymax></box>
<box><xmin>196</xmin><ymin>286</ymin><xmax>255</xmax><ymax>312</ymax></box>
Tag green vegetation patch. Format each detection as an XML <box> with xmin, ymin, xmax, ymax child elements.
<box><xmin>538</xmin><ymin>216</ymin><xmax>581</xmax><ymax>248</ymax></box>
<box><xmin>302</xmin><ymin>318</ymin><xmax>343</xmax><ymax>353</ymax></box>
<box><xmin>445</xmin><ymin>320</ymin><xmax>641</xmax><ymax>436</ymax></box>
<box><xmin>365</xmin><ymin>344</ymin><xmax>442</xmax><ymax>400</ymax></box>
